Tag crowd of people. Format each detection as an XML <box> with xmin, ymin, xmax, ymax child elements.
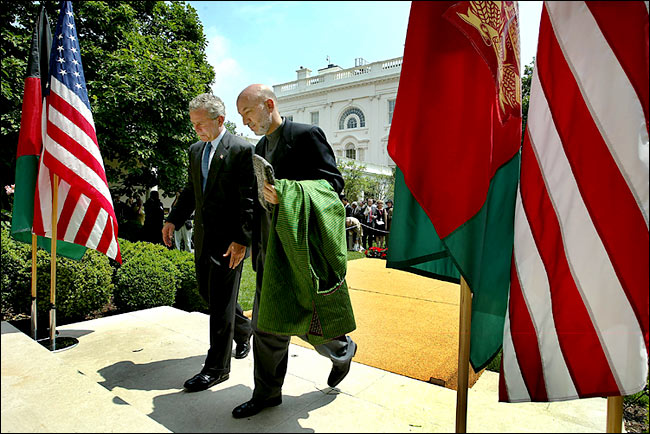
<box><xmin>114</xmin><ymin>191</ymin><xmax>194</xmax><ymax>253</ymax></box>
<box><xmin>343</xmin><ymin>196</ymin><xmax>393</xmax><ymax>251</ymax></box>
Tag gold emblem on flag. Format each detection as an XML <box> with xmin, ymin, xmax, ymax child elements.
<box><xmin>455</xmin><ymin>1</ymin><xmax>521</xmax><ymax>121</ymax></box>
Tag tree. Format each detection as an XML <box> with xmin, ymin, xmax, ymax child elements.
<box><xmin>337</xmin><ymin>159</ymin><xmax>395</xmax><ymax>203</ymax></box>
<box><xmin>337</xmin><ymin>159</ymin><xmax>371</xmax><ymax>202</ymax></box>
<box><xmin>1</xmin><ymin>1</ymin><xmax>215</xmax><ymax>201</ymax></box>
<box><xmin>521</xmin><ymin>58</ymin><xmax>534</xmax><ymax>141</ymax></box>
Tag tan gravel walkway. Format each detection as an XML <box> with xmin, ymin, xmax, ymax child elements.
<box><xmin>292</xmin><ymin>257</ymin><xmax>483</xmax><ymax>390</ymax></box>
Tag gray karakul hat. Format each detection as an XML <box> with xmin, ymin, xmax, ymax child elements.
<box><xmin>252</xmin><ymin>154</ymin><xmax>276</xmax><ymax>212</ymax></box>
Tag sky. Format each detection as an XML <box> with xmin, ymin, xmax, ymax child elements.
<box><xmin>187</xmin><ymin>1</ymin><xmax>544</xmax><ymax>137</ymax></box>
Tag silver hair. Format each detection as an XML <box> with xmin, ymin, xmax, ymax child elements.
<box><xmin>189</xmin><ymin>93</ymin><xmax>225</xmax><ymax>119</ymax></box>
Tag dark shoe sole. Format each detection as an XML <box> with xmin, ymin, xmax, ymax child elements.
<box><xmin>328</xmin><ymin>341</ymin><xmax>358</xmax><ymax>388</ymax></box>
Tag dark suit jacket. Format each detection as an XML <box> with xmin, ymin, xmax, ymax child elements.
<box><xmin>167</xmin><ymin>130</ymin><xmax>255</xmax><ymax>262</ymax></box>
<box><xmin>252</xmin><ymin>118</ymin><xmax>343</xmax><ymax>267</ymax></box>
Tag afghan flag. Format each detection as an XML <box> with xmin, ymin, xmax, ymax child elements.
<box><xmin>386</xmin><ymin>1</ymin><xmax>522</xmax><ymax>371</ymax></box>
<box><xmin>10</xmin><ymin>6</ymin><xmax>86</xmax><ymax>260</ymax></box>
<box><xmin>501</xmin><ymin>2</ymin><xmax>648</xmax><ymax>402</ymax></box>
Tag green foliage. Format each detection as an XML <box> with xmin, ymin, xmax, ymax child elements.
<box><xmin>224</xmin><ymin>120</ymin><xmax>238</xmax><ymax>135</ymax></box>
<box><xmin>114</xmin><ymin>248</ymin><xmax>177</xmax><ymax>310</ymax></box>
<box><xmin>238</xmin><ymin>256</ymin><xmax>255</xmax><ymax>311</ymax></box>
<box><xmin>165</xmin><ymin>248</ymin><xmax>207</xmax><ymax>312</ymax></box>
<box><xmin>41</xmin><ymin>249</ymin><xmax>114</xmax><ymax>320</ymax></box>
<box><xmin>521</xmin><ymin>59</ymin><xmax>534</xmax><ymax>141</ymax></box>
<box><xmin>486</xmin><ymin>349</ymin><xmax>502</xmax><ymax>373</ymax></box>
<box><xmin>347</xmin><ymin>250</ymin><xmax>366</xmax><ymax>261</ymax></box>
<box><xmin>0</xmin><ymin>227</ymin><xmax>32</xmax><ymax>317</ymax></box>
<box><xmin>0</xmin><ymin>226</ymin><xmax>113</xmax><ymax>321</ymax></box>
<box><xmin>338</xmin><ymin>160</ymin><xmax>372</xmax><ymax>202</ymax></box>
<box><xmin>1</xmin><ymin>1</ymin><xmax>215</xmax><ymax>199</ymax></box>
<box><xmin>337</xmin><ymin>159</ymin><xmax>395</xmax><ymax>202</ymax></box>
<box><xmin>624</xmin><ymin>374</ymin><xmax>649</xmax><ymax>407</ymax></box>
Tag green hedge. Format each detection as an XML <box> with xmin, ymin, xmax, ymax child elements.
<box><xmin>114</xmin><ymin>248</ymin><xmax>177</xmax><ymax>311</ymax></box>
<box><xmin>1</xmin><ymin>226</ymin><xmax>113</xmax><ymax>321</ymax></box>
<box><xmin>1</xmin><ymin>226</ymin><xmax>246</xmax><ymax>323</ymax></box>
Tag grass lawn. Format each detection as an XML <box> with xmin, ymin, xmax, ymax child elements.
<box><xmin>237</xmin><ymin>250</ymin><xmax>366</xmax><ymax>311</ymax></box>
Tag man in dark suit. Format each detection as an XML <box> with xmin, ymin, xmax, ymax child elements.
<box><xmin>162</xmin><ymin>93</ymin><xmax>254</xmax><ymax>392</ymax></box>
<box><xmin>232</xmin><ymin>84</ymin><xmax>358</xmax><ymax>419</ymax></box>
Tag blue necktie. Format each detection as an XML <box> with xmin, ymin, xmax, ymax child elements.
<box><xmin>201</xmin><ymin>141</ymin><xmax>212</xmax><ymax>191</ymax></box>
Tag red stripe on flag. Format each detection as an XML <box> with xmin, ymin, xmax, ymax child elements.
<box><xmin>520</xmin><ymin>136</ymin><xmax>620</xmax><ymax>397</ymax></box>
<box><xmin>498</xmin><ymin>356</ymin><xmax>510</xmax><ymax>402</ymax></box>
<box><xmin>32</xmin><ymin>170</ymin><xmax>48</xmax><ymax>235</ymax></box>
<box><xmin>46</xmin><ymin>119</ymin><xmax>108</xmax><ymax>184</ymax></box>
<box><xmin>586</xmin><ymin>2</ymin><xmax>649</xmax><ymax>130</ymax></box>
<box><xmin>73</xmin><ymin>200</ymin><xmax>100</xmax><ymax>246</ymax></box>
<box><xmin>48</xmin><ymin>90</ymin><xmax>99</xmax><ymax>147</ymax></box>
<box><xmin>56</xmin><ymin>187</ymin><xmax>81</xmax><ymax>238</ymax></box>
<box><xmin>41</xmin><ymin>151</ymin><xmax>117</xmax><ymax>226</ymax></box>
<box><xmin>538</xmin><ymin>10</ymin><xmax>649</xmax><ymax>346</ymax></box>
<box><xmin>508</xmin><ymin>253</ymin><xmax>548</xmax><ymax>401</ymax></box>
<box><xmin>17</xmin><ymin>77</ymin><xmax>43</xmax><ymax>157</ymax></box>
<box><xmin>95</xmin><ymin>216</ymin><xmax>113</xmax><ymax>257</ymax></box>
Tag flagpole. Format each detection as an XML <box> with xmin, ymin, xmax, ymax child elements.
<box><xmin>41</xmin><ymin>174</ymin><xmax>78</xmax><ymax>353</ymax></box>
<box><xmin>455</xmin><ymin>276</ymin><xmax>472</xmax><ymax>433</ymax></box>
<box><xmin>606</xmin><ymin>396</ymin><xmax>623</xmax><ymax>432</ymax></box>
<box><xmin>30</xmin><ymin>233</ymin><xmax>38</xmax><ymax>340</ymax></box>
<box><xmin>49</xmin><ymin>174</ymin><xmax>58</xmax><ymax>348</ymax></box>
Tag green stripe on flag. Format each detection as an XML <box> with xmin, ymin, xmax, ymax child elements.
<box><xmin>387</xmin><ymin>152</ymin><xmax>520</xmax><ymax>371</ymax></box>
<box><xmin>446</xmin><ymin>151</ymin><xmax>520</xmax><ymax>371</ymax></box>
<box><xmin>387</xmin><ymin>168</ymin><xmax>460</xmax><ymax>283</ymax></box>
<box><xmin>11</xmin><ymin>155</ymin><xmax>86</xmax><ymax>260</ymax></box>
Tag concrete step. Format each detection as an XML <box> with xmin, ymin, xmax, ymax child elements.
<box><xmin>2</xmin><ymin>306</ymin><xmax>612</xmax><ymax>432</ymax></box>
<box><xmin>1</xmin><ymin>321</ymin><xmax>170</xmax><ymax>433</ymax></box>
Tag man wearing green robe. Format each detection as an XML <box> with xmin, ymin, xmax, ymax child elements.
<box><xmin>233</xmin><ymin>84</ymin><xmax>358</xmax><ymax>419</ymax></box>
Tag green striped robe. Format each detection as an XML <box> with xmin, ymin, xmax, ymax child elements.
<box><xmin>257</xmin><ymin>179</ymin><xmax>356</xmax><ymax>345</ymax></box>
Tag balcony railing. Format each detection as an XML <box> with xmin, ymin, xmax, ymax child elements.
<box><xmin>275</xmin><ymin>57</ymin><xmax>402</xmax><ymax>97</ymax></box>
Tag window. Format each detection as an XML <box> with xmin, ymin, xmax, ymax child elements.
<box><xmin>285</xmin><ymin>115</ymin><xmax>293</xmax><ymax>122</ymax></box>
<box><xmin>310</xmin><ymin>111</ymin><xmax>319</xmax><ymax>126</ymax></box>
<box><xmin>345</xmin><ymin>143</ymin><xmax>356</xmax><ymax>159</ymax></box>
<box><xmin>388</xmin><ymin>100</ymin><xmax>396</xmax><ymax>124</ymax></box>
<box><xmin>339</xmin><ymin>107</ymin><xmax>365</xmax><ymax>130</ymax></box>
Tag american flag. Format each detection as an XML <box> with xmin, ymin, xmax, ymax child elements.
<box><xmin>33</xmin><ymin>1</ymin><xmax>121</xmax><ymax>263</ymax></box>
<box><xmin>500</xmin><ymin>1</ymin><xmax>648</xmax><ymax>402</ymax></box>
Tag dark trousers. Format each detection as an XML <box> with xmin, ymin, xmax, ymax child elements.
<box><xmin>362</xmin><ymin>223</ymin><xmax>375</xmax><ymax>249</ymax></box>
<box><xmin>197</xmin><ymin>256</ymin><xmax>252</xmax><ymax>375</ymax></box>
<box><xmin>250</xmin><ymin>253</ymin><xmax>355</xmax><ymax>400</ymax></box>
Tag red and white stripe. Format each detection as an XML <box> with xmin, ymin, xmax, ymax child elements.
<box><xmin>33</xmin><ymin>76</ymin><xmax>121</xmax><ymax>262</ymax></box>
<box><xmin>501</xmin><ymin>1</ymin><xmax>648</xmax><ymax>402</ymax></box>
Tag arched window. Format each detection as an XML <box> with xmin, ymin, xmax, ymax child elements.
<box><xmin>339</xmin><ymin>107</ymin><xmax>365</xmax><ymax>130</ymax></box>
<box><xmin>345</xmin><ymin>143</ymin><xmax>356</xmax><ymax>159</ymax></box>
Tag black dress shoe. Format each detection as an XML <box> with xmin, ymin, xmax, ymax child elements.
<box><xmin>327</xmin><ymin>340</ymin><xmax>358</xmax><ymax>387</ymax></box>
<box><xmin>183</xmin><ymin>372</ymin><xmax>229</xmax><ymax>392</ymax></box>
<box><xmin>232</xmin><ymin>396</ymin><xmax>282</xmax><ymax>419</ymax></box>
<box><xmin>234</xmin><ymin>341</ymin><xmax>251</xmax><ymax>359</ymax></box>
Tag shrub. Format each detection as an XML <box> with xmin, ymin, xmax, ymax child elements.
<box><xmin>38</xmin><ymin>249</ymin><xmax>113</xmax><ymax>320</ymax></box>
<box><xmin>165</xmin><ymin>249</ymin><xmax>207</xmax><ymax>312</ymax></box>
<box><xmin>114</xmin><ymin>249</ymin><xmax>177</xmax><ymax>311</ymax></box>
<box><xmin>1</xmin><ymin>227</ymin><xmax>31</xmax><ymax>317</ymax></box>
<box><xmin>1</xmin><ymin>226</ymin><xmax>113</xmax><ymax>321</ymax></box>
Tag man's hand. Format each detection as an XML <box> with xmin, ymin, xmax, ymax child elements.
<box><xmin>263</xmin><ymin>180</ymin><xmax>279</xmax><ymax>204</ymax></box>
<box><xmin>162</xmin><ymin>222</ymin><xmax>176</xmax><ymax>247</ymax></box>
<box><xmin>223</xmin><ymin>242</ymin><xmax>246</xmax><ymax>269</ymax></box>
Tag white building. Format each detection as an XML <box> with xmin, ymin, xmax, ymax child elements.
<box><xmin>273</xmin><ymin>56</ymin><xmax>403</xmax><ymax>176</ymax></box>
